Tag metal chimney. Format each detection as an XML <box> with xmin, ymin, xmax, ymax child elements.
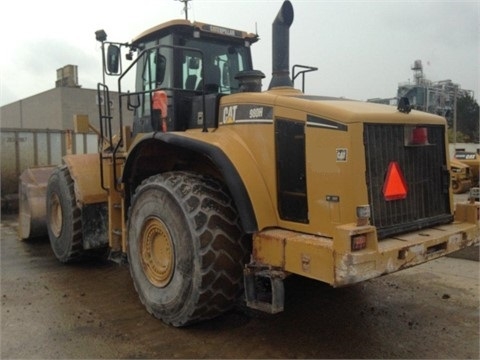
<box><xmin>268</xmin><ymin>0</ymin><xmax>294</xmax><ymax>89</ymax></box>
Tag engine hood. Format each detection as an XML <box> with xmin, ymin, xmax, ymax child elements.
<box><xmin>219</xmin><ymin>87</ymin><xmax>447</xmax><ymax>127</ymax></box>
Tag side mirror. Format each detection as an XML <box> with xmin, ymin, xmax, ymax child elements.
<box><xmin>107</xmin><ymin>44</ymin><xmax>121</xmax><ymax>74</ymax></box>
<box><xmin>156</xmin><ymin>54</ymin><xmax>166</xmax><ymax>85</ymax></box>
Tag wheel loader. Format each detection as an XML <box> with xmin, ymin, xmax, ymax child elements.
<box><xmin>450</xmin><ymin>159</ymin><xmax>472</xmax><ymax>194</ymax></box>
<box><xmin>19</xmin><ymin>0</ymin><xmax>479</xmax><ymax>327</ymax></box>
<box><xmin>454</xmin><ymin>151</ymin><xmax>480</xmax><ymax>187</ymax></box>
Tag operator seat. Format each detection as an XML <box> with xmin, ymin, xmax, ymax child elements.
<box><xmin>185</xmin><ymin>74</ymin><xmax>197</xmax><ymax>90</ymax></box>
<box><xmin>185</xmin><ymin>57</ymin><xmax>200</xmax><ymax>90</ymax></box>
<box><xmin>198</xmin><ymin>64</ymin><xmax>221</xmax><ymax>93</ymax></box>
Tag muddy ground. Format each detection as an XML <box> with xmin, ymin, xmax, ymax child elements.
<box><xmin>1</xmin><ymin>213</ymin><xmax>479</xmax><ymax>359</ymax></box>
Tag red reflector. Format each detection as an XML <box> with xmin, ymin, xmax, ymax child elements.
<box><xmin>383</xmin><ymin>162</ymin><xmax>408</xmax><ymax>201</ymax></box>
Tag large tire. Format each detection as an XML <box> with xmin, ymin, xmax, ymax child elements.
<box><xmin>127</xmin><ymin>171</ymin><xmax>249</xmax><ymax>327</ymax></box>
<box><xmin>452</xmin><ymin>180</ymin><xmax>461</xmax><ymax>194</ymax></box>
<box><xmin>46</xmin><ymin>165</ymin><xmax>83</xmax><ymax>263</ymax></box>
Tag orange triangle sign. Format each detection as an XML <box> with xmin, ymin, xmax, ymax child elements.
<box><xmin>383</xmin><ymin>162</ymin><xmax>408</xmax><ymax>201</ymax></box>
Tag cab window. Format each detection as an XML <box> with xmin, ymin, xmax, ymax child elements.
<box><xmin>136</xmin><ymin>40</ymin><xmax>172</xmax><ymax>118</ymax></box>
<box><xmin>181</xmin><ymin>38</ymin><xmax>251</xmax><ymax>94</ymax></box>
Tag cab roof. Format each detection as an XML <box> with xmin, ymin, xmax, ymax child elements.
<box><xmin>132</xmin><ymin>19</ymin><xmax>258</xmax><ymax>45</ymax></box>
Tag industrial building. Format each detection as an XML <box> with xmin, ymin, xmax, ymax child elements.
<box><xmin>397</xmin><ymin>60</ymin><xmax>474</xmax><ymax>116</ymax></box>
<box><xmin>369</xmin><ymin>60</ymin><xmax>474</xmax><ymax>118</ymax></box>
<box><xmin>0</xmin><ymin>65</ymin><xmax>125</xmax><ymax>132</ymax></box>
<box><xmin>0</xmin><ymin>65</ymin><xmax>127</xmax><ymax>208</ymax></box>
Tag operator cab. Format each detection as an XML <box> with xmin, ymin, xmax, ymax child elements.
<box><xmin>119</xmin><ymin>20</ymin><xmax>258</xmax><ymax>135</ymax></box>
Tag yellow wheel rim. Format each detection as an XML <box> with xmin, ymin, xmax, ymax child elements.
<box><xmin>50</xmin><ymin>193</ymin><xmax>63</xmax><ymax>237</ymax></box>
<box><xmin>140</xmin><ymin>217</ymin><xmax>175</xmax><ymax>287</ymax></box>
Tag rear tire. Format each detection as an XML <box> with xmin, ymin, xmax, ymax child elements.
<box><xmin>46</xmin><ymin>165</ymin><xmax>83</xmax><ymax>262</ymax></box>
<box><xmin>127</xmin><ymin>171</ymin><xmax>248</xmax><ymax>327</ymax></box>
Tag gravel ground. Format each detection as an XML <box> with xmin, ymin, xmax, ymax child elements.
<box><xmin>1</xmin><ymin>213</ymin><xmax>479</xmax><ymax>359</ymax></box>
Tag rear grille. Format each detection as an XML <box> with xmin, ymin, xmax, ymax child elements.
<box><xmin>364</xmin><ymin>124</ymin><xmax>452</xmax><ymax>239</ymax></box>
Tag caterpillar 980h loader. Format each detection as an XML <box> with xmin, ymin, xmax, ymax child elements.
<box><xmin>30</xmin><ymin>0</ymin><xmax>478</xmax><ymax>326</ymax></box>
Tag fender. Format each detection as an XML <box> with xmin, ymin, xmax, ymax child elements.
<box><xmin>60</xmin><ymin>154</ymin><xmax>109</xmax><ymax>250</ymax></box>
<box><xmin>122</xmin><ymin>132</ymin><xmax>276</xmax><ymax>233</ymax></box>
<box><xmin>63</xmin><ymin>153</ymin><xmax>107</xmax><ymax>205</ymax></box>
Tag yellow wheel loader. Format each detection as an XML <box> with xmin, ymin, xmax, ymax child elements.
<box><xmin>450</xmin><ymin>159</ymin><xmax>472</xmax><ymax>194</ymax></box>
<box><xmin>454</xmin><ymin>151</ymin><xmax>480</xmax><ymax>187</ymax></box>
<box><xmin>20</xmin><ymin>1</ymin><xmax>479</xmax><ymax>327</ymax></box>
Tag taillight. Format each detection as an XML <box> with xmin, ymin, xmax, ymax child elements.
<box><xmin>351</xmin><ymin>234</ymin><xmax>367</xmax><ymax>251</ymax></box>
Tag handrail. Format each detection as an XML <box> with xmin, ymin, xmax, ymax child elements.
<box><xmin>103</xmin><ymin>44</ymin><xmax>207</xmax><ymax>192</ymax></box>
<box><xmin>292</xmin><ymin>64</ymin><xmax>318</xmax><ymax>93</ymax></box>
<box><xmin>97</xmin><ymin>83</ymin><xmax>112</xmax><ymax>191</ymax></box>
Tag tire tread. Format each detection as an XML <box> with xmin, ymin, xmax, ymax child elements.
<box><xmin>128</xmin><ymin>171</ymin><xmax>249</xmax><ymax>326</ymax></box>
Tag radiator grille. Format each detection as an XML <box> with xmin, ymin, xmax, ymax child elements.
<box><xmin>364</xmin><ymin>124</ymin><xmax>452</xmax><ymax>239</ymax></box>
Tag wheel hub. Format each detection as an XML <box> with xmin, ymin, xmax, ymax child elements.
<box><xmin>140</xmin><ymin>217</ymin><xmax>175</xmax><ymax>287</ymax></box>
<box><xmin>49</xmin><ymin>193</ymin><xmax>63</xmax><ymax>237</ymax></box>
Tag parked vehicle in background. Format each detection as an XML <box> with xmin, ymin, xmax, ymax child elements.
<box><xmin>450</xmin><ymin>159</ymin><xmax>472</xmax><ymax>194</ymax></box>
<box><xmin>454</xmin><ymin>151</ymin><xmax>480</xmax><ymax>186</ymax></box>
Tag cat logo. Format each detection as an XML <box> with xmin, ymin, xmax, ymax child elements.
<box><xmin>220</xmin><ymin>104</ymin><xmax>273</xmax><ymax>125</ymax></box>
<box><xmin>223</xmin><ymin>105</ymin><xmax>238</xmax><ymax>124</ymax></box>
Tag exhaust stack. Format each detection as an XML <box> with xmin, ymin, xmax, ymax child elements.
<box><xmin>268</xmin><ymin>0</ymin><xmax>294</xmax><ymax>89</ymax></box>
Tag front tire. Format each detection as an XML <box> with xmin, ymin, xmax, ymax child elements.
<box><xmin>46</xmin><ymin>165</ymin><xmax>83</xmax><ymax>262</ymax></box>
<box><xmin>127</xmin><ymin>172</ymin><xmax>248</xmax><ymax>327</ymax></box>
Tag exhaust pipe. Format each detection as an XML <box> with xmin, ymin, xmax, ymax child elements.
<box><xmin>268</xmin><ymin>0</ymin><xmax>294</xmax><ymax>89</ymax></box>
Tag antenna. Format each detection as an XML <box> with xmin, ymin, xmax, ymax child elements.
<box><xmin>176</xmin><ymin>0</ymin><xmax>192</xmax><ymax>20</ymax></box>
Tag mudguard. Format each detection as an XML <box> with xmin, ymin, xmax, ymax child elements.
<box><xmin>123</xmin><ymin>132</ymin><xmax>277</xmax><ymax>233</ymax></box>
<box><xmin>63</xmin><ymin>153</ymin><xmax>107</xmax><ymax>206</ymax></box>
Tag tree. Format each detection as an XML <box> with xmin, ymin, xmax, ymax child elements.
<box><xmin>453</xmin><ymin>94</ymin><xmax>479</xmax><ymax>143</ymax></box>
<box><xmin>447</xmin><ymin>128</ymin><xmax>469</xmax><ymax>143</ymax></box>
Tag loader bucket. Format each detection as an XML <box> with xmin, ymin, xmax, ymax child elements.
<box><xmin>18</xmin><ymin>166</ymin><xmax>56</xmax><ymax>240</ymax></box>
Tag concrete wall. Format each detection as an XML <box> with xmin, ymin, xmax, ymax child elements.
<box><xmin>1</xmin><ymin>89</ymin><xmax>62</xmax><ymax>129</ymax></box>
<box><xmin>0</xmin><ymin>87</ymin><xmax>128</xmax><ymax>133</ymax></box>
<box><xmin>0</xmin><ymin>85</ymin><xmax>130</xmax><ymax>203</ymax></box>
<box><xmin>59</xmin><ymin>87</ymin><xmax>100</xmax><ymax>129</ymax></box>
<box><xmin>0</xmin><ymin>101</ymin><xmax>21</xmax><ymax>128</ymax></box>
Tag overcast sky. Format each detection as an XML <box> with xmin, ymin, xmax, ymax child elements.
<box><xmin>0</xmin><ymin>0</ymin><xmax>478</xmax><ymax>107</ymax></box>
